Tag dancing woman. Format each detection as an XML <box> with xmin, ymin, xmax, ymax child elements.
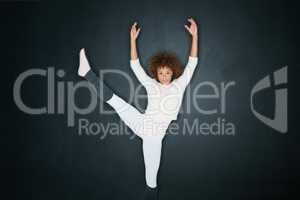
<box><xmin>77</xmin><ymin>18</ymin><xmax>199</xmax><ymax>199</ymax></box>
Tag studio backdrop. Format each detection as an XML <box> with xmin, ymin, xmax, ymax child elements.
<box><xmin>3</xmin><ymin>0</ymin><xmax>299</xmax><ymax>200</ymax></box>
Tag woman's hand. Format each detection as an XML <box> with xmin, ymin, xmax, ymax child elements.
<box><xmin>130</xmin><ymin>22</ymin><xmax>140</xmax><ymax>60</ymax></box>
<box><xmin>184</xmin><ymin>18</ymin><xmax>198</xmax><ymax>38</ymax></box>
<box><xmin>130</xmin><ymin>22</ymin><xmax>141</xmax><ymax>41</ymax></box>
<box><xmin>185</xmin><ymin>18</ymin><xmax>198</xmax><ymax>57</ymax></box>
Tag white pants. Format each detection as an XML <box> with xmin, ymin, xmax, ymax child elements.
<box><xmin>106</xmin><ymin>93</ymin><xmax>170</xmax><ymax>188</ymax></box>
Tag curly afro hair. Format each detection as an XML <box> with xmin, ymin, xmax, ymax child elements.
<box><xmin>148</xmin><ymin>51</ymin><xmax>183</xmax><ymax>82</ymax></box>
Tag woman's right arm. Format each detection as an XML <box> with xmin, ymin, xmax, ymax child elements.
<box><xmin>130</xmin><ymin>22</ymin><xmax>153</xmax><ymax>85</ymax></box>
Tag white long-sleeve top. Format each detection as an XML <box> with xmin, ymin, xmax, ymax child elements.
<box><xmin>130</xmin><ymin>56</ymin><xmax>199</xmax><ymax>122</ymax></box>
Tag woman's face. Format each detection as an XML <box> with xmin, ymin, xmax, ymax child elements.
<box><xmin>157</xmin><ymin>66</ymin><xmax>173</xmax><ymax>85</ymax></box>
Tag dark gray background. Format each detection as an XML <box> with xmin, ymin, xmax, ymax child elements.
<box><xmin>2</xmin><ymin>0</ymin><xmax>299</xmax><ymax>199</ymax></box>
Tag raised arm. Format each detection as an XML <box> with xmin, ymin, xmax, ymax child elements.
<box><xmin>174</xmin><ymin>18</ymin><xmax>199</xmax><ymax>89</ymax></box>
<box><xmin>130</xmin><ymin>22</ymin><xmax>153</xmax><ymax>85</ymax></box>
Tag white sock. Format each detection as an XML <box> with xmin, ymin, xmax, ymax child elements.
<box><xmin>78</xmin><ymin>48</ymin><xmax>91</xmax><ymax>77</ymax></box>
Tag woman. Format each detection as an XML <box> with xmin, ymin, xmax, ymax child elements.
<box><xmin>78</xmin><ymin>18</ymin><xmax>199</xmax><ymax>199</ymax></box>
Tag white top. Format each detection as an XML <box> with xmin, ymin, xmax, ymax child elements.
<box><xmin>130</xmin><ymin>56</ymin><xmax>199</xmax><ymax>122</ymax></box>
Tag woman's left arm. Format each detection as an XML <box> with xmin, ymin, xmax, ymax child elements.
<box><xmin>174</xmin><ymin>18</ymin><xmax>199</xmax><ymax>89</ymax></box>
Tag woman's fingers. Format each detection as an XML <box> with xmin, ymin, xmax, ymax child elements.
<box><xmin>132</xmin><ymin>22</ymin><xmax>138</xmax><ymax>28</ymax></box>
<box><xmin>188</xmin><ymin>18</ymin><xmax>196</xmax><ymax>24</ymax></box>
<box><xmin>131</xmin><ymin>22</ymin><xmax>137</xmax><ymax>31</ymax></box>
<box><xmin>185</xmin><ymin>25</ymin><xmax>193</xmax><ymax>35</ymax></box>
<box><xmin>130</xmin><ymin>22</ymin><xmax>140</xmax><ymax>39</ymax></box>
<box><xmin>187</xmin><ymin>18</ymin><xmax>197</xmax><ymax>29</ymax></box>
<box><xmin>136</xmin><ymin>28</ymin><xmax>141</xmax><ymax>36</ymax></box>
<box><xmin>131</xmin><ymin>22</ymin><xmax>140</xmax><ymax>33</ymax></box>
<box><xmin>184</xmin><ymin>25</ymin><xmax>190</xmax><ymax>32</ymax></box>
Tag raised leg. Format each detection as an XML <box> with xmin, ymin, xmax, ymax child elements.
<box><xmin>106</xmin><ymin>94</ymin><xmax>145</xmax><ymax>139</ymax></box>
<box><xmin>78</xmin><ymin>48</ymin><xmax>144</xmax><ymax>138</ymax></box>
<box><xmin>83</xmin><ymin>70</ymin><xmax>114</xmax><ymax>102</ymax></box>
<box><xmin>78</xmin><ymin>48</ymin><xmax>114</xmax><ymax>102</ymax></box>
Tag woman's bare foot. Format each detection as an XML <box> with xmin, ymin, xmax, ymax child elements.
<box><xmin>78</xmin><ymin>48</ymin><xmax>91</xmax><ymax>77</ymax></box>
